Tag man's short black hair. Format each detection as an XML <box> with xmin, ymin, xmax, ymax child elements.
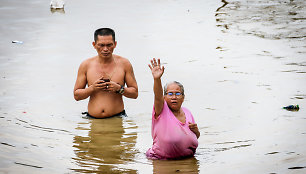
<box><xmin>94</xmin><ymin>28</ymin><xmax>115</xmax><ymax>42</ymax></box>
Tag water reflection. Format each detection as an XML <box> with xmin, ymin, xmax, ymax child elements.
<box><xmin>152</xmin><ymin>157</ymin><xmax>199</xmax><ymax>174</ymax></box>
<box><xmin>72</xmin><ymin>117</ymin><xmax>137</xmax><ymax>173</ymax></box>
<box><xmin>50</xmin><ymin>8</ymin><xmax>65</xmax><ymax>14</ymax></box>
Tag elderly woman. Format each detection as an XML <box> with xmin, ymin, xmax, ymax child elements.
<box><xmin>146</xmin><ymin>58</ymin><xmax>200</xmax><ymax>160</ymax></box>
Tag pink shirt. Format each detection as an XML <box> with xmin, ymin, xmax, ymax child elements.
<box><xmin>146</xmin><ymin>101</ymin><xmax>198</xmax><ymax>159</ymax></box>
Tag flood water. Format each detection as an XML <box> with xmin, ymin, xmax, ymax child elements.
<box><xmin>0</xmin><ymin>0</ymin><xmax>305</xmax><ymax>173</ymax></box>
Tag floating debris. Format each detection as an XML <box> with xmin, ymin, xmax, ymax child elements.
<box><xmin>283</xmin><ymin>105</ymin><xmax>299</xmax><ymax>111</ymax></box>
<box><xmin>50</xmin><ymin>0</ymin><xmax>65</xmax><ymax>9</ymax></box>
<box><xmin>265</xmin><ymin>151</ymin><xmax>279</xmax><ymax>155</ymax></box>
<box><xmin>15</xmin><ymin>162</ymin><xmax>43</xmax><ymax>169</ymax></box>
<box><xmin>12</xmin><ymin>40</ymin><xmax>23</xmax><ymax>44</ymax></box>
<box><xmin>288</xmin><ymin>166</ymin><xmax>306</xmax><ymax>170</ymax></box>
<box><xmin>1</xmin><ymin>142</ymin><xmax>15</xmax><ymax>147</ymax></box>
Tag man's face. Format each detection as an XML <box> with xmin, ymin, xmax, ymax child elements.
<box><xmin>93</xmin><ymin>35</ymin><xmax>117</xmax><ymax>58</ymax></box>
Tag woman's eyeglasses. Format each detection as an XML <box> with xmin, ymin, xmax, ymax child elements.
<box><xmin>166</xmin><ymin>92</ymin><xmax>183</xmax><ymax>97</ymax></box>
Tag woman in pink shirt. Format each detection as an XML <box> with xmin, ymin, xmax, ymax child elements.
<box><xmin>146</xmin><ymin>58</ymin><xmax>200</xmax><ymax>160</ymax></box>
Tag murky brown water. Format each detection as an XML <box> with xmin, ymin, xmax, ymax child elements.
<box><xmin>0</xmin><ymin>0</ymin><xmax>305</xmax><ymax>173</ymax></box>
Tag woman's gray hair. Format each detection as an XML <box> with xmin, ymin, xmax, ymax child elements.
<box><xmin>164</xmin><ymin>81</ymin><xmax>185</xmax><ymax>96</ymax></box>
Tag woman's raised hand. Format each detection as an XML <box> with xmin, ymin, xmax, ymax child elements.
<box><xmin>148</xmin><ymin>58</ymin><xmax>165</xmax><ymax>79</ymax></box>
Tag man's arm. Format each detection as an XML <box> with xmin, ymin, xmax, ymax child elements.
<box><xmin>149</xmin><ymin>58</ymin><xmax>165</xmax><ymax>118</ymax></box>
<box><xmin>73</xmin><ymin>61</ymin><xmax>106</xmax><ymax>101</ymax></box>
<box><xmin>73</xmin><ymin>61</ymin><xmax>92</xmax><ymax>101</ymax></box>
<box><xmin>122</xmin><ymin>59</ymin><xmax>138</xmax><ymax>99</ymax></box>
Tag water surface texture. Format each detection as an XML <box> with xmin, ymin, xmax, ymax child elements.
<box><xmin>0</xmin><ymin>0</ymin><xmax>305</xmax><ymax>173</ymax></box>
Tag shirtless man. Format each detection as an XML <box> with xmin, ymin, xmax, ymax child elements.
<box><xmin>73</xmin><ymin>28</ymin><xmax>138</xmax><ymax>118</ymax></box>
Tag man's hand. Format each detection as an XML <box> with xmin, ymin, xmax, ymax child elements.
<box><xmin>189</xmin><ymin>122</ymin><xmax>200</xmax><ymax>139</ymax></box>
<box><xmin>91</xmin><ymin>77</ymin><xmax>109</xmax><ymax>91</ymax></box>
<box><xmin>148</xmin><ymin>58</ymin><xmax>164</xmax><ymax>79</ymax></box>
<box><xmin>103</xmin><ymin>81</ymin><xmax>121</xmax><ymax>93</ymax></box>
<box><xmin>91</xmin><ymin>77</ymin><xmax>122</xmax><ymax>93</ymax></box>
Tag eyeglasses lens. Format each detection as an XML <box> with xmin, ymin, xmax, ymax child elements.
<box><xmin>167</xmin><ymin>92</ymin><xmax>181</xmax><ymax>96</ymax></box>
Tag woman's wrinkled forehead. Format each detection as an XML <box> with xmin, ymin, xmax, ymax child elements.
<box><xmin>166</xmin><ymin>83</ymin><xmax>181</xmax><ymax>92</ymax></box>
<box><xmin>164</xmin><ymin>81</ymin><xmax>184</xmax><ymax>95</ymax></box>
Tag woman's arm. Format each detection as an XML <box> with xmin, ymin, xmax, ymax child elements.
<box><xmin>148</xmin><ymin>58</ymin><xmax>165</xmax><ymax>118</ymax></box>
<box><xmin>189</xmin><ymin>122</ymin><xmax>200</xmax><ymax>139</ymax></box>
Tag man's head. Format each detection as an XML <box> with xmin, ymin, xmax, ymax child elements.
<box><xmin>93</xmin><ymin>28</ymin><xmax>117</xmax><ymax>58</ymax></box>
<box><xmin>94</xmin><ymin>28</ymin><xmax>115</xmax><ymax>43</ymax></box>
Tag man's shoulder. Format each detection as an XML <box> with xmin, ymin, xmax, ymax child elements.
<box><xmin>80</xmin><ymin>56</ymin><xmax>97</xmax><ymax>67</ymax></box>
<box><xmin>114</xmin><ymin>54</ymin><xmax>132</xmax><ymax>67</ymax></box>
<box><xmin>84</xmin><ymin>56</ymin><xmax>97</xmax><ymax>63</ymax></box>
<box><xmin>114</xmin><ymin>54</ymin><xmax>130</xmax><ymax>62</ymax></box>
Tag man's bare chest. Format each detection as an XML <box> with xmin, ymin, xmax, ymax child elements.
<box><xmin>87</xmin><ymin>66</ymin><xmax>125</xmax><ymax>85</ymax></box>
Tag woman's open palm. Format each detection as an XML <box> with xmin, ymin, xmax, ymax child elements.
<box><xmin>149</xmin><ymin>58</ymin><xmax>164</xmax><ymax>79</ymax></box>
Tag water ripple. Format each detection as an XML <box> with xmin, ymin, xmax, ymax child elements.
<box><xmin>216</xmin><ymin>0</ymin><xmax>306</xmax><ymax>40</ymax></box>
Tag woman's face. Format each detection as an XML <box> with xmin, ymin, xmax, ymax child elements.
<box><xmin>164</xmin><ymin>83</ymin><xmax>184</xmax><ymax>112</ymax></box>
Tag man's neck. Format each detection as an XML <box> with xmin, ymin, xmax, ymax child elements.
<box><xmin>98</xmin><ymin>55</ymin><xmax>114</xmax><ymax>64</ymax></box>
